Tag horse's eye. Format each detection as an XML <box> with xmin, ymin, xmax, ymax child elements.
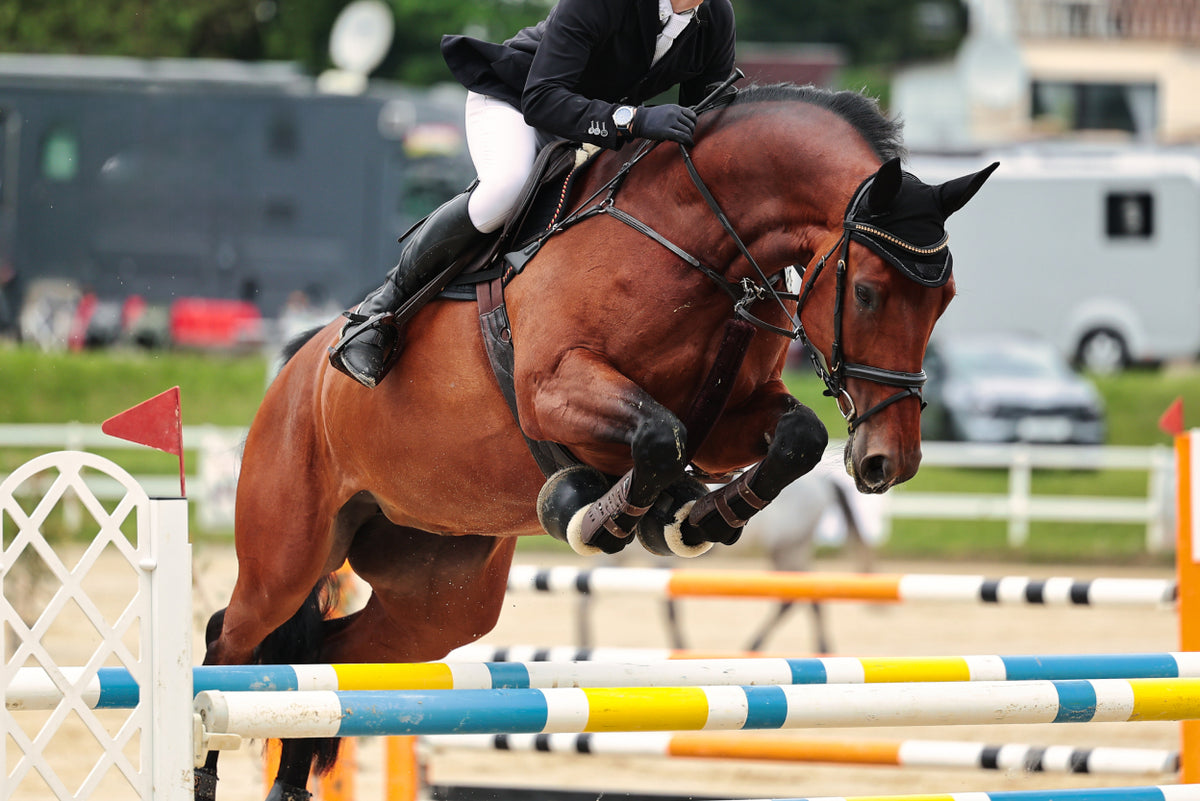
<box><xmin>854</xmin><ymin>284</ymin><xmax>877</xmax><ymax>309</ymax></box>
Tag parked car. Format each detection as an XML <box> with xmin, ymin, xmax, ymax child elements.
<box><xmin>921</xmin><ymin>333</ymin><xmax>1106</xmax><ymax>444</ymax></box>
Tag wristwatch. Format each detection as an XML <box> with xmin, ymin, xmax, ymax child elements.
<box><xmin>612</xmin><ymin>105</ymin><xmax>637</xmax><ymax>133</ymax></box>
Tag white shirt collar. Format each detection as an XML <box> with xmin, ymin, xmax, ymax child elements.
<box><xmin>658</xmin><ymin>0</ymin><xmax>697</xmax><ymax>26</ymax></box>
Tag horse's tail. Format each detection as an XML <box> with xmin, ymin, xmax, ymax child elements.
<box><xmin>281</xmin><ymin>325</ymin><xmax>326</xmax><ymax>364</ymax></box>
<box><xmin>254</xmin><ymin>574</ymin><xmax>343</xmax><ymax>773</ymax></box>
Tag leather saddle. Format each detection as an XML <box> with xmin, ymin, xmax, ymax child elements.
<box><xmin>439</xmin><ymin>138</ymin><xmax>599</xmax><ymax>300</ymax></box>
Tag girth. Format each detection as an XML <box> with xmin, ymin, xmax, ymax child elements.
<box><xmin>476</xmin><ymin>277</ymin><xmax>575</xmax><ymax>477</ymax></box>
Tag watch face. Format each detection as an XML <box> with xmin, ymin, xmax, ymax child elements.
<box><xmin>613</xmin><ymin>106</ymin><xmax>634</xmax><ymax>128</ymax></box>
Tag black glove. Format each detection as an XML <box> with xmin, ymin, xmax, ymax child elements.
<box><xmin>632</xmin><ymin>104</ymin><xmax>698</xmax><ymax>146</ymax></box>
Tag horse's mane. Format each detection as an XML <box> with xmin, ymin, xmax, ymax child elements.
<box><xmin>730</xmin><ymin>83</ymin><xmax>906</xmax><ymax>163</ymax></box>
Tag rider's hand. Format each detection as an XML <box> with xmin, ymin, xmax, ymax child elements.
<box><xmin>632</xmin><ymin>104</ymin><xmax>698</xmax><ymax>146</ymax></box>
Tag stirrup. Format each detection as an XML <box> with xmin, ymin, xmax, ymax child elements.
<box><xmin>327</xmin><ymin>310</ymin><xmax>401</xmax><ymax>384</ymax></box>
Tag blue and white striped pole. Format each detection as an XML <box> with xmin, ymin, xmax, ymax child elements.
<box><xmin>12</xmin><ymin>652</ymin><xmax>1200</xmax><ymax>711</ymax></box>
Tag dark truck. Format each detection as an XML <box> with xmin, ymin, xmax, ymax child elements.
<box><xmin>0</xmin><ymin>55</ymin><xmax>474</xmax><ymax>342</ymax></box>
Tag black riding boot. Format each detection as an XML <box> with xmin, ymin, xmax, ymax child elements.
<box><xmin>329</xmin><ymin>191</ymin><xmax>480</xmax><ymax>387</ymax></box>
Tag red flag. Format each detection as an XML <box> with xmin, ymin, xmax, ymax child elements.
<box><xmin>1158</xmin><ymin>396</ymin><xmax>1185</xmax><ymax>437</ymax></box>
<box><xmin>102</xmin><ymin>387</ymin><xmax>185</xmax><ymax>495</ymax></box>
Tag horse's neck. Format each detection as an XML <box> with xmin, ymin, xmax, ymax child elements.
<box><xmin>593</xmin><ymin>117</ymin><xmax>870</xmax><ymax>270</ymax></box>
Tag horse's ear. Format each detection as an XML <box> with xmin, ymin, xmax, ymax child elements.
<box><xmin>866</xmin><ymin>157</ymin><xmax>904</xmax><ymax>214</ymax></box>
<box><xmin>937</xmin><ymin>161</ymin><xmax>1000</xmax><ymax>217</ymax></box>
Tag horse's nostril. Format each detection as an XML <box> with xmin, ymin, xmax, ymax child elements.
<box><xmin>860</xmin><ymin>454</ymin><xmax>893</xmax><ymax>490</ymax></box>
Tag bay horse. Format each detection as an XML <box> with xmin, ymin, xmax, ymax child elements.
<box><xmin>197</xmin><ymin>82</ymin><xmax>997</xmax><ymax>801</ymax></box>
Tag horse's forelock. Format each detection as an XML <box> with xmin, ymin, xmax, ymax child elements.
<box><xmin>729</xmin><ymin>83</ymin><xmax>906</xmax><ymax>164</ymax></box>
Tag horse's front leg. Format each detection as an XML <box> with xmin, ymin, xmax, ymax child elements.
<box><xmin>524</xmin><ymin>348</ymin><xmax>689</xmax><ymax>555</ymax></box>
<box><xmin>682</xmin><ymin>397</ymin><xmax>828</xmax><ymax>548</ymax></box>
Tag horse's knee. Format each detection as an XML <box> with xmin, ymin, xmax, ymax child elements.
<box><xmin>631</xmin><ymin>415</ymin><xmax>687</xmax><ymax>477</ymax></box>
<box><xmin>756</xmin><ymin>406</ymin><xmax>828</xmax><ymax>497</ymax></box>
<box><xmin>774</xmin><ymin>405</ymin><xmax>829</xmax><ymax>468</ymax></box>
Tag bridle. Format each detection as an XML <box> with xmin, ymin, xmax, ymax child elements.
<box><xmin>792</xmin><ymin>224</ymin><xmax>929</xmax><ymax>433</ymax></box>
<box><xmin>534</xmin><ymin>81</ymin><xmax>934</xmax><ymax>434</ymax></box>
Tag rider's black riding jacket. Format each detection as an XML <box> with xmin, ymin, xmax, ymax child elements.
<box><xmin>441</xmin><ymin>0</ymin><xmax>735</xmax><ymax>151</ymax></box>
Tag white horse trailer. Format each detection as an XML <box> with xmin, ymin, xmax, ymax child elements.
<box><xmin>907</xmin><ymin>146</ymin><xmax>1200</xmax><ymax>372</ymax></box>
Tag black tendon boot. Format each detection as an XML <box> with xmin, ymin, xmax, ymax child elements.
<box><xmin>330</xmin><ymin>191</ymin><xmax>480</xmax><ymax>387</ymax></box>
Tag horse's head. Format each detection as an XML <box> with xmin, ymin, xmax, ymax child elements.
<box><xmin>798</xmin><ymin>156</ymin><xmax>998</xmax><ymax>493</ymax></box>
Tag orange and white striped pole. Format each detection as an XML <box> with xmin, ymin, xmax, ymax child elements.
<box><xmin>385</xmin><ymin>736</ymin><xmax>421</xmax><ymax>801</ymax></box>
<box><xmin>1177</xmin><ymin>429</ymin><xmax>1200</xmax><ymax>782</ymax></box>
<box><xmin>263</xmin><ymin>563</ymin><xmax>360</xmax><ymax>800</ymax></box>
<box><xmin>319</xmin><ymin>565</ymin><xmax>359</xmax><ymax>801</ymax></box>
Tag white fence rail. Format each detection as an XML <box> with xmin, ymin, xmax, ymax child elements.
<box><xmin>885</xmin><ymin>441</ymin><xmax>1175</xmax><ymax>553</ymax></box>
<box><xmin>0</xmin><ymin>425</ymin><xmax>1176</xmax><ymax>552</ymax></box>
<box><xmin>0</xmin><ymin>423</ymin><xmax>244</xmax><ymax>530</ymax></box>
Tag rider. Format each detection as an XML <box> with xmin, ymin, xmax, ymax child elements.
<box><xmin>329</xmin><ymin>0</ymin><xmax>737</xmax><ymax>388</ymax></box>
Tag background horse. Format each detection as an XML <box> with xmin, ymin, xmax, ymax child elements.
<box><xmin>198</xmin><ymin>83</ymin><xmax>996</xmax><ymax>801</ymax></box>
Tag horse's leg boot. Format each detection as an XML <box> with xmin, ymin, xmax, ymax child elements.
<box><xmin>193</xmin><ymin>764</ymin><xmax>219</xmax><ymax>801</ymax></box>
<box><xmin>537</xmin><ymin>465</ymin><xmax>611</xmax><ymax>545</ymax></box>
<box><xmin>682</xmin><ymin>463</ymin><xmax>768</xmax><ymax>546</ymax></box>
<box><xmin>329</xmin><ymin>191</ymin><xmax>480</xmax><ymax>388</ymax></box>
<box><xmin>571</xmin><ymin>472</ymin><xmax>651</xmax><ymax>555</ymax></box>
<box><xmin>636</xmin><ymin>475</ymin><xmax>714</xmax><ymax>557</ymax></box>
<box><xmin>265</xmin><ymin>781</ymin><xmax>312</xmax><ymax>801</ymax></box>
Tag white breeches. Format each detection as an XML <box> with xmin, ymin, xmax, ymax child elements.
<box><xmin>464</xmin><ymin>91</ymin><xmax>540</xmax><ymax>233</ymax></box>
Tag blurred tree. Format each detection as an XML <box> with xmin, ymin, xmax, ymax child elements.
<box><xmin>0</xmin><ymin>0</ymin><xmax>271</xmax><ymax>59</ymax></box>
<box><xmin>0</xmin><ymin>0</ymin><xmax>963</xmax><ymax>82</ymax></box>
<box><xmin>376</xmin><ymin>0</ymin><xmax>552</xmax><ymax>85</ymax></box>
<box><xmin>259</xmin><ymin>0</ymin><xmax>345</xmax><ymax>70</ymax></box>
<box><xmin>739</xmin><ymin>0</ymin><xmax>965</xmax><ymax>65</ymax></box>
<box><xmin>0</xmin><ymin>0</ymin><xmax>555</xmax><ymax>83</ymax></box>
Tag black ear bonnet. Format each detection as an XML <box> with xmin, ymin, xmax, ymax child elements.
<box><xmin>843</xmin><ymin>157</ymin><xmax>1000</xmax><ymax>287</ymax></box>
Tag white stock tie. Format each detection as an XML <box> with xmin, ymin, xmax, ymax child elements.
<box><xmin>652</xmin><ymin>0</ymin><xmax>696</xmax><ymax>66</ymax></box>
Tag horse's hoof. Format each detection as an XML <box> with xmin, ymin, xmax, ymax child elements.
<box><xmin>537</xmin><ymin>465</ymin><xmax>610</xmax><ymax>543</ymax></box>
<box><xmin>566</xmin><ymin>505</ymin><xmax>628</xmax><ymax>555</ymax></box>
<box><xmin>194</xmin><ymin>766</ymin><xmax>219</xmax><ymax>801</ymax></box>
<box><xmin>265</xmin><ymin>780</ymin><xmax>312</xmax><ymax>801</ymax></box>
<box><xmin>681</xmin><ymin>513</ymin><xmax>744</xmax><ymax>548</ymax></box>
<box><xmin>637</xmin><ymin>477</ymin><xmax>714</xmax><ymax>558</ymax></box>
<box><xmin>647</xmin><ymin>500</ymin><xmax>714</xmax><ymax>557</ymax></box>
